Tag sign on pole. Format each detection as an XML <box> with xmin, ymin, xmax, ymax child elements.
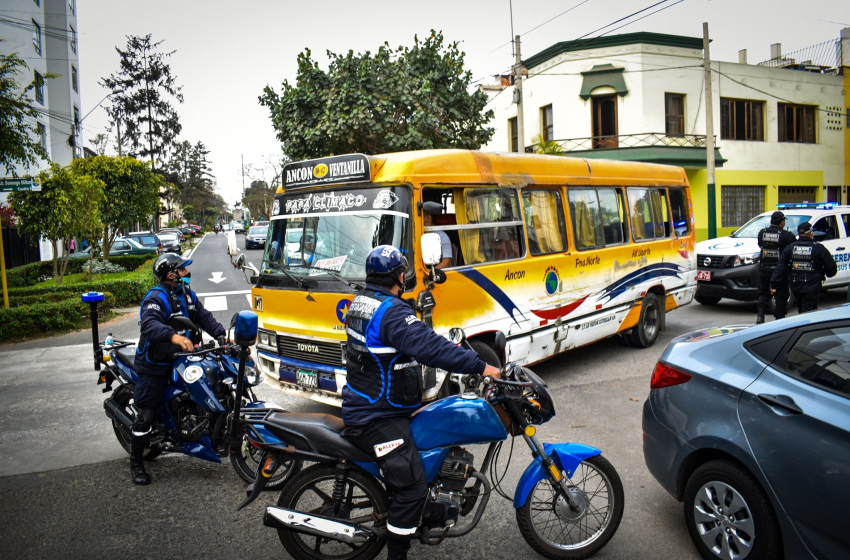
<box><xmin>0</xmin><ymin>177</ymin><xmax>41</xmax><ymax>192</ymax></box>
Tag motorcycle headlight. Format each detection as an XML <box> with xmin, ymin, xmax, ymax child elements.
<box><xmin>180</xmin><ymin>365</ymin><xmax>204</xmax><ymax>384</ymax></box>
<box><xmin>245</xmin><ymin>367</ymin><xmax>262</xmax><ymax>386</ymax></box>
<box><xmin>732</xmin><ymin>252</ymin><xmax>760</xmax><ymax>267</ymax></box>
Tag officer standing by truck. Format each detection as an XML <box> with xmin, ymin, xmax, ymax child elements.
<box><xmin>771</xmin><ymin>221</ymin><xmax>837</xmax><ymax>314</ymax></box>
<box><xmin>756</xmin><ymin>211</ymin><xmax>796</xmax><ymax>323</ymax></box>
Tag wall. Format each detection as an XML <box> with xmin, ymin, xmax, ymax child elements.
<box><xmin>43</xmin><ymin>0</ymin><xmax>79</xmax><ymax>167</ymax></box>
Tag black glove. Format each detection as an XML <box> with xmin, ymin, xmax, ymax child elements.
<box><xmin>217</xmin><ymin>335</ymin><xmax>227</xmax><ymax>347</ymax></box>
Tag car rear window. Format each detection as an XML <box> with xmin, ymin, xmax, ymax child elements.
<box><xmin>249</xmin><ymin>227</ymin><xmax>267</xmax><ymax>235</ymax></box>
<box><xmin>137</xmin><ymin>236</ymin><xmax>157</xmax><ymax>244</ymax></box>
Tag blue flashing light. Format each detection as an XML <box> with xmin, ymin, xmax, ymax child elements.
<box><xmin>776</xmin><ymin>203</ymin><xmax>834</xmax><ymax>210</ymax></box>
<box><xmin>235</xmin><ymin>310</ymin><xmax>258</xmax><ymax>347</ymax></box>
<box><xmin>82</xmin><ymin>291</ymin><xmax>105</xmax><ymax>303</ymax></box>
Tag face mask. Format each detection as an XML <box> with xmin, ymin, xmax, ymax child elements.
<box><xmin>181</xmin><ymin>271</ymin><xmax>191</xmax><ymax>285</ymax></box>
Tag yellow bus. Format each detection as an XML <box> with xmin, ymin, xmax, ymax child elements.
<box><xmin>246</xmin><ymin>150</ymin><xmax>696</xmax><ymax>406</ymax></box>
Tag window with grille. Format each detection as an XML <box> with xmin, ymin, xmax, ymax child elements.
<box><xmin>509</xmin><ymin>117</ymin><xmax>518</xmax><ymax>152</ymax></box>
<box><xmin>541</xmin><ymin>105</ymin><xmax>553</xmax><ymax>141</ymax></box>
<box><xmin>778</xmin><ymin>103</ymin><xmax>816</xmax><ymax>143</ymax></box>
<box><xmin>69</xmin><ymin>25</ymin><xmax>76</xmax><ymax>53</ymax></box>
<box><xmin>37</xmin><ymin>122</ymin><xmax>46</xmax><ymax>150</ymax></box>
<box><xmin>32</xmin><ymin>20</ymin><xmax>41</xmax><ymax>55</ymax></box>
<box><xmin>73</xmin><ymin>106</ymin><xmax>80</xmax><ymax>136</ymax></box>
<box><xmin>665</xmin><ymin>93</ymin><xmax>685</xmax><ymax>137</ymax></box>
<box><xmin>721</xmin><ymin>186</ymin><xmax>764</xmax><ymax>228</ymax></box>
<box><xmin>71</xmin><ymin>66</ymin><xmax>78</xmax><ymax>93</ymax></box>
<box><xmin>721</xmin><ymin>98</ymin><xmax>764</xmax><ymax>141</ymax></box>
<box><xmin>34</xmin><ymin>71</ymin><xmax>44</xmax><ymax>104</ymax></box>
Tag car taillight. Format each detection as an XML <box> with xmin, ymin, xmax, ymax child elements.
<box><xmin>650</xmin><ymin>361</ymin><xmax>691</xmax><ymax>389</ymax></box>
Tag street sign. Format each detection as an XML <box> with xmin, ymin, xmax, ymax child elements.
<box><xmin>0</xmin><ymin>177</ymin><xmax>41</xmax><ymax>192</ymax></box>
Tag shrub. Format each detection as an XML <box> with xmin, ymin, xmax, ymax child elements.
<box><xmin>0</xmin><ymin>293</ymin><xmax>114</xmax><ymax>340</ymax></box>
<box><xmin>5</xmin><ymin>254</ymin><xmax>152</xmax><ymax>288</ymax></box>
<box><xmin>90</xmin><ymin>260</ymin><xmax>126</xmax><ymax>274</ymax></box>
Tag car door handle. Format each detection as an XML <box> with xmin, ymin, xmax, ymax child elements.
<box><xmin>836</xmin><ymin>246</ymin><xmax>846</xmax><ymax>251</ymax></box>
<box><xmin>758</xmin><ymin>394</ymin><xmax>803</xmax><ymax>415</ymax></box>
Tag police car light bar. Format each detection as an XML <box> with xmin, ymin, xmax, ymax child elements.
<box><xmin>776</xmin><ymin>203</ymin><xmax>834</xmax><ymax>210</ymax></box>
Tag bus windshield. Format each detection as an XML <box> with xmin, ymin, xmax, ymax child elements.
<box><xmin>262</xmin><ymin>185</ymin><xmax>411</xmax><ymax>281</ymax></box>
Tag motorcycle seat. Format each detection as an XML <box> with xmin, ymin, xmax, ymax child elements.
<box><xmin>113</xmin><ymin>347</ymin><xmax>137</xmax><ymax>368</ymax></box>
<box><xmin>264</xmin><ymin>412</ymin><xmax>372</xmax><ymax>463</ymax></box>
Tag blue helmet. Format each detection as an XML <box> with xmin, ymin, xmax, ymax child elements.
<box><xmin>365</xmin><ymin>245</ymin><xmax>408</xmax><ymax>277</ymax></box>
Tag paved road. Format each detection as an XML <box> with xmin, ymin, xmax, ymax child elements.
<box><xmin>1</xmin><ymin>240</ymin><xmax>847</xmax><ymax>559</ymax></box>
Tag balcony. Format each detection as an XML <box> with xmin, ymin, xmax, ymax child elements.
<box><xmin>551</xmin><ymin>133</ymin><xmax>725</xmax><ymax>168</ymax></box>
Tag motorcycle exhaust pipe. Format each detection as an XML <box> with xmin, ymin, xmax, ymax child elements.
<box><xmin>264</xmin><ymin>507</ymin><xmax>374</xmax><ymax>545</ymax></box>
<box><xmin>104</xmin><ymin>398</ymin><xmax>134</xmax><ymax>430</ymax></box>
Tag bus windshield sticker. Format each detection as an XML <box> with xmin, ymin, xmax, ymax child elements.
<box><xmin>283</xmin><ymin>154</ymin><xmax>370</xmax><ymax>189</ymax></box>
<box><xmin>309</xmin><ymin>256</ymin><xmax>347</xmax><ymax>276</ymax></box>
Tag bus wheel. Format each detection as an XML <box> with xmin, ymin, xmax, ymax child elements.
<box><xmin>628</xmin><ymin>292</ymin><xmax>662</xmax><ymax>348</ymax></box>
<box><xmin>470</xmin><ymin>339</ymin><xmax>502</xmax><ymax>367</ymax></box>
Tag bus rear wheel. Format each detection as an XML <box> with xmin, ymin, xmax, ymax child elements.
<box><xmin>627</xmin><ymin>292</ymin><xmax>662</xmax><ymax>348</ymax></box>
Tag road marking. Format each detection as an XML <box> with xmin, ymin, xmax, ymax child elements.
<box><xmin>186</xmin><ymin>233</ymin><xmax>208</xmax><ymax>260</ymax></box>
<box><xmin>195</xmin><ymin>289</ymin><xmax>251</xmax><ymax>297</ymax></box>
<box><xmin>209</xmin><ymin>272</ymin><xmax>226</xmax><ymax>284</ymax></box>
<box><xmin>246</xmin><ymin>294</ymin><xmax>252</xmax><ymax>308</ymax></box>
<box><xmin>203</xmin><ymin>296</ymin><xmax>228</xmax><ymax>311</ymax></box>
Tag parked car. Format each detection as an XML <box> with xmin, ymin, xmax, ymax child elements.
<box><xmin>157</xmin><ymin>232</ymin><xmax>182</xmax><ymax>254</ymax></box>
<box><xmin>695</xmin><ymin>203</ymin><xmax>850</xmax><ymax>310</ymax></box>
<box><xmin>187</xmin><ymin>224</ymin><xmax>202</xmax><ymax>234</ymax></box>
<box><xmin>232</xmin><ymin>222</ymin><xmax>245</xmax><ymax>233</ymax></box>
<box><xmin>245</xmin><ymin>225</ymin><xmax>268</xmax><ymax>249</ymax></box>
<box><xmin>70</xmin><ymin>237</ymin><xmax>158</xmax><ymax>258</ymax></box>
<box><xmin>125</xmin><ymin>232</ymin><xmax>162</xmax><ymax>254</ymax></box>
<box><xmin>643</xmin><ymin>305</ymin><xmax>850</xmax><ymax>560</ymax></box>
<box><xmin>159</xmin><ymin>228</ymin><xmax>185</xmax><ymax>243</ymax></box>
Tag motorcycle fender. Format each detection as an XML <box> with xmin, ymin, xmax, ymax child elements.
<box><xmin>513</xmin><ymin>442</ymin><xmax>601</xmax><ymax>509</ymax></box>
<box><xmin>182</xmin><ymin>435</ymin><xmax>221</xmax><ymax>463</ymax></box>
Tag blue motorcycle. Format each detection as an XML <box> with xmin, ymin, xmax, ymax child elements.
<box><xmin>236</xmin><ymin>328</ymin><xmax>624</xmax><ymax>560</ymax></box>
<box><xmin>85</xmin><ymin>298</ymin><xmax>301</xmax><ymax>489</ymax></box>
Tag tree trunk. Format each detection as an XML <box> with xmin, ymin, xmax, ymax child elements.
<box><xmin>52</xmin><ymin>238</ymin><xmax>60</xmax><ymax>286</ymax></box>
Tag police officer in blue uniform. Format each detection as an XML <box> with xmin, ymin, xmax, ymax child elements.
<box><xmin>131</xmin><ymin>254</ymin><xmax>226</xmax><ymax>485</ymax></box>
<box><xmin>341</xmin><ymin>246</ymin><xmax>500</xmax><ymax>560</ymax></box>
<box><xmin>771</xmin><ymin>222</ymin><xmax>837</xmax><ymax>314</ymax></box>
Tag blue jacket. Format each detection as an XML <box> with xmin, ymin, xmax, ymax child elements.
<box><xmin>341</xmin><ymin>284</ymin><xmax>487</xmax><ymax>426</ymax></box>
<box><xmin>134</xmin><ymin>282</ymin><xmax>225</xmax><ymax>376</ymax></box>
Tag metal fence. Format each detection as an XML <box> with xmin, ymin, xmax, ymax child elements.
<box><xmin>757</xmin><ymin>39</ymin><xmax>842</xmax><ymax>72</ymax></box>
<box><xmin>553</xmin><ymin>133</ymin><xmax>710</xmax><ymax>152</ymax></box>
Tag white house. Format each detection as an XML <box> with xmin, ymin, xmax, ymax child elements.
<box><xmin>481</xmin><ymin>31</ymin><xmax>848</xmax><ymax>240</ymax></box>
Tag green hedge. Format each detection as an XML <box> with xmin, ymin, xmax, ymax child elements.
<box><xmin>5</xmin><ymin>254</ymin><xmax>153</xmax><ymax>289</ymax></box>
<box><xmin>0</xmin><ymin>293</ymin><xmax>114</xmax><ymax>340</ymax></box>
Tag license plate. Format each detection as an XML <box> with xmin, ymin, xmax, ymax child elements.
<box><xmin>295</xmin><ymin>370</ymin><xmax>318</xmax><ymax>389</ymax></box>
<box><xmin>696</xmin><ymin>270</ymin><xmax>712</xmax><ymax>281</ymax></box>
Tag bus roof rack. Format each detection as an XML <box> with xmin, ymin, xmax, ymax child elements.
<box><xmin>776</xmin><ymin>202</ymin><xmax>837</xmax><ymax>210</ymax></box>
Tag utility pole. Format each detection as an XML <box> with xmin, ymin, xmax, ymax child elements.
<box><xmin>514</xmin><ymin>35</ymin><xmax>525</xmax><ymax>153</ymax></box>
<box><xmin>0</xmin><ymin>214</ymin><xmax>8</xmax><ymax>309</ymax></box>
<box><xmin>703</xmin><ymin>22</ymin><xmax>717</xmax><ymax>239</ymax></box>
<box><xmin>116</xmin><ymin>118</ymin><xmax>123</xmax><ymax>157</ymax></box>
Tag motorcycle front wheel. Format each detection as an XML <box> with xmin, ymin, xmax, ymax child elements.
<box><xmin>109</xmin><ymin>386</ymin><xmax>163</xmax><ymax>461</ymax></box>
<box><xmin>230</xmin><ymin>436</ymin><xmax>302</xmax><ymax>489</ymax></box>
<box><xmin>276</xmin><ymin>464</ymin><xmax>389</xmax><ymax>560</ymax></box>
<box><xmin>516</xmin><ymin>454</ymin><xmax>624</xmax><ymax>559</ymax></box>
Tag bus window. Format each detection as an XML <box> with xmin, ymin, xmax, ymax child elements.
<box><xmin>567</xmin><ymin>188</ymin><xmax>627</xmax><ymax>250</ymax></box>
<box><xmin>456</xmin><ymin>188</ymin><xmax>525</xmax><ymax>264</ymax></box>
<box><xmin>522</xmin><ymin>189</ymin><xmax>566</xmax><ymax>255</ymax></box>
<box><xmin>668</xmin><ymin>188</ymin><xmax>690</xmax><ymax>236</ymax></box>
<box><xmin>628</xmin><ymin>188</ymin><xmax>669</xmax><ymax>241</ymax></box>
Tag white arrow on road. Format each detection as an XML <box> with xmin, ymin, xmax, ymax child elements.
<box><xmin>208</xmin><ymin>272</ymin><xmax>226</xmax><ymax>284</ymax></box>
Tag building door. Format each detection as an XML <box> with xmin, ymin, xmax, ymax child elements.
<box><xmin>826</xmin><ymin>186</ymin><xmax>841</xmax><ymax>204</ymax></box>
<box><xmin>592</xmin><ymin>95</ymin><xmax>618</xmax><ymax>149</ymax></box>
<box><xmin>778</xmin><ymin>186</ymin><xmax>817</xmax><ymax>204</ymax></box>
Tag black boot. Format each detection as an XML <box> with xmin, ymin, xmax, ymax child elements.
<box><xmin>386</xmin><ymin>533</ymin><xmax>412</xmax><ymax>560</ymax></box>
<box><xmin>130</xmin><ymin>449</ymin><xmax>151</xmax><ymax>485</ymax></box>
<box><xmin>756</xmin><ymin>315</ymin><xmax>764</xmax><ymax>324</ymax></box>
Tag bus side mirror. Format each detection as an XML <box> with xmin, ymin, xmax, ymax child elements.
<box><xmin>421</xmin><ymin>233</ymin><xmax>443</xmax><ymax>267</ymax></box>
<box><xmin>227</xmin><ymin>231</ymin><xmax>238</xmax><ymax>256</ymax></box>
<box><xmin>235</xmin><ymin>253</ymin><xmax>246</xmax><ymax>270</ymax></box>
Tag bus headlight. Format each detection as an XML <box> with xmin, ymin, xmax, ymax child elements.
<box><xmin>258</xmin><ymin>329</ymin><xmax>276</xmax><ymax>348</ymax></box>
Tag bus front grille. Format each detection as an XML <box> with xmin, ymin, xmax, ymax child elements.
<box><xmin>277</xmin><ymin>336</ymin><xmax>344</xmax><ymax>367</ymax></box>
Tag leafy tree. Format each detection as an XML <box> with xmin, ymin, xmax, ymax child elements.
<box><xmin>71</xmin><ymin>156</ymin><xmax>161</xmax><ymax>257</ymax></box>
<box><xmin>531</xmin><ymin>134</ymin><xmax>565</xmax><ymax>155</ymax></box>
<box><xmin>88</xmin><ymin>133</ymin><xmax>110</xmax><ymax>156</ymax></box>
<box><xmin>182</xmin><ymin>205</ymin><xmax>195</xmax><ymax>221</ymax></box>
<box><xmin>0</xmin><ymin>44</ymin><xmax>56</xmax><ymax>175</ymax></box>
<box><xmin>242</xmin><ymin>180</ymin><xmax>274</xmax><ymax>222</ymax></box>
<box><xmin>9</xmin><ymin>164</ymin><xmax>104</xmax><ymax>285</ymax></box>
<box><xmin>100</xmin><ymin>35</ymin><xmax>183</xmax><ymax>168</ymax></box>
<box><xmin>259</xmin><ymin>31</ymin><xmax>494</xmax><ymax>159</ymax></box>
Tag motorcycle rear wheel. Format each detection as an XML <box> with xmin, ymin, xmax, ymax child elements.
<box><xmin>276</xmin><ymin>464</ymin><xmax>389</xmax><ymax>560</ymax></box>
<box><xmin>516</xmin><ymin>454</ymin><xmax>624</xmax><ymax>559</ymax></box>
<box><xmin>230</xmin><ymin>436</ymin><xmax>302</xmax><ymax>489</ymax></box>
<box><xmin>110</xmin><ymin>386</ymin><xmax>163</xmax><ymax>461</ymax></box>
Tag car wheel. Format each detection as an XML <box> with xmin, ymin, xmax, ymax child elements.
<box><xmin>695</xmin><ymin>294</ymin><xmax>722</xmax><ymax>305</ymax></box>
<box><xmin>684</xmin><ymin>460</ymin><xmax>782</xmax><ymax>560</ymax></box>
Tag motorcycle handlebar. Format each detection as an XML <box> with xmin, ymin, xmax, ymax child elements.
<box><xmin>173</xmin><ymin>342</ymin><xmax>223</xmax><ymax>358</ymax></box>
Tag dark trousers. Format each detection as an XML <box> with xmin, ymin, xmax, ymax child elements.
<box><xmin>792</xmin><ymin>290</ymin><xmax>820</xmax><ymax>314</ymax></box>
<box><xmin>343</xmin><ymin>417</ymin><xmax>427</xmax><ymax>558</ymax></box>
<box><xmin>758</xmin><ymin>266</ymin><xmax>789</xmax><ymax>319</ymax></box>
<box><xmin>131</xmin><ymin>373</ymin><xmax>168</xmax><ymax>452</ymax></box>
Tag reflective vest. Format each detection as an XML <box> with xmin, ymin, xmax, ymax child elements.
<box><xmin>790</xmin><ymin>240</ymin><xmax>821</xmax><ymax>283</ymax></box>
<box><xmin>344</xmin><ymin>291</ymin><xmax>422</xmax><ymax>410</ymax></box>
<box><xmin>758</xmin><ymin>226</ymin><xmax>783</xmax><ymax>267</ymax></box>
<box><xmin>136</xmin><ymin>284</ymin><xmax>200</xmax><ymax>367</ymax></box>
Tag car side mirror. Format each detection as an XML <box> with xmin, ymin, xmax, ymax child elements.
<box><xmin>421</xmin><ymin>233</ymin><xmax>443</xmax><ymax>267</ymax></box>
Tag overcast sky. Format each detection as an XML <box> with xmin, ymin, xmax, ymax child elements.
<box><xmin>74</xmin><ymin>0</ymin><xmax>848</xmax><ymax>207</ymax></box>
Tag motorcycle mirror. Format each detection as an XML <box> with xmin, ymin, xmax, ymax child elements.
<box><xmin>493</xmin><ymin>331</ymin><xmax>506</xmax><ymax>353</ymax></box>
<box><xmin>171</xmin><ymin>316</ymin><xmax>199</xmax><ymax>334</ymax></box>
<box><xmin>433</xmin><ymin>269</ymin><xmax>447</xmax><ymax>284</ymax></box>
<box><xmin>449</xmin><ymin>327</ymin><xmax>466</xmax><ymax>345</ymax></box>
<box><xmin>230</xmin><ymin>313</ymin><xmax>240</xmax><ymax>328</ymax></box>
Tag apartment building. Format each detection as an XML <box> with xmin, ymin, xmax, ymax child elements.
<box><xmin>482</xmin><ymin>31</ymin><xmax>848</xmax><ymax>241</ymax></box>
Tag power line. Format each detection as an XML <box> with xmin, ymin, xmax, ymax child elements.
<box><xmin>486</xmin><ymin>0</ymin><xmax>594</xmax><ymax>55</ymax></box>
